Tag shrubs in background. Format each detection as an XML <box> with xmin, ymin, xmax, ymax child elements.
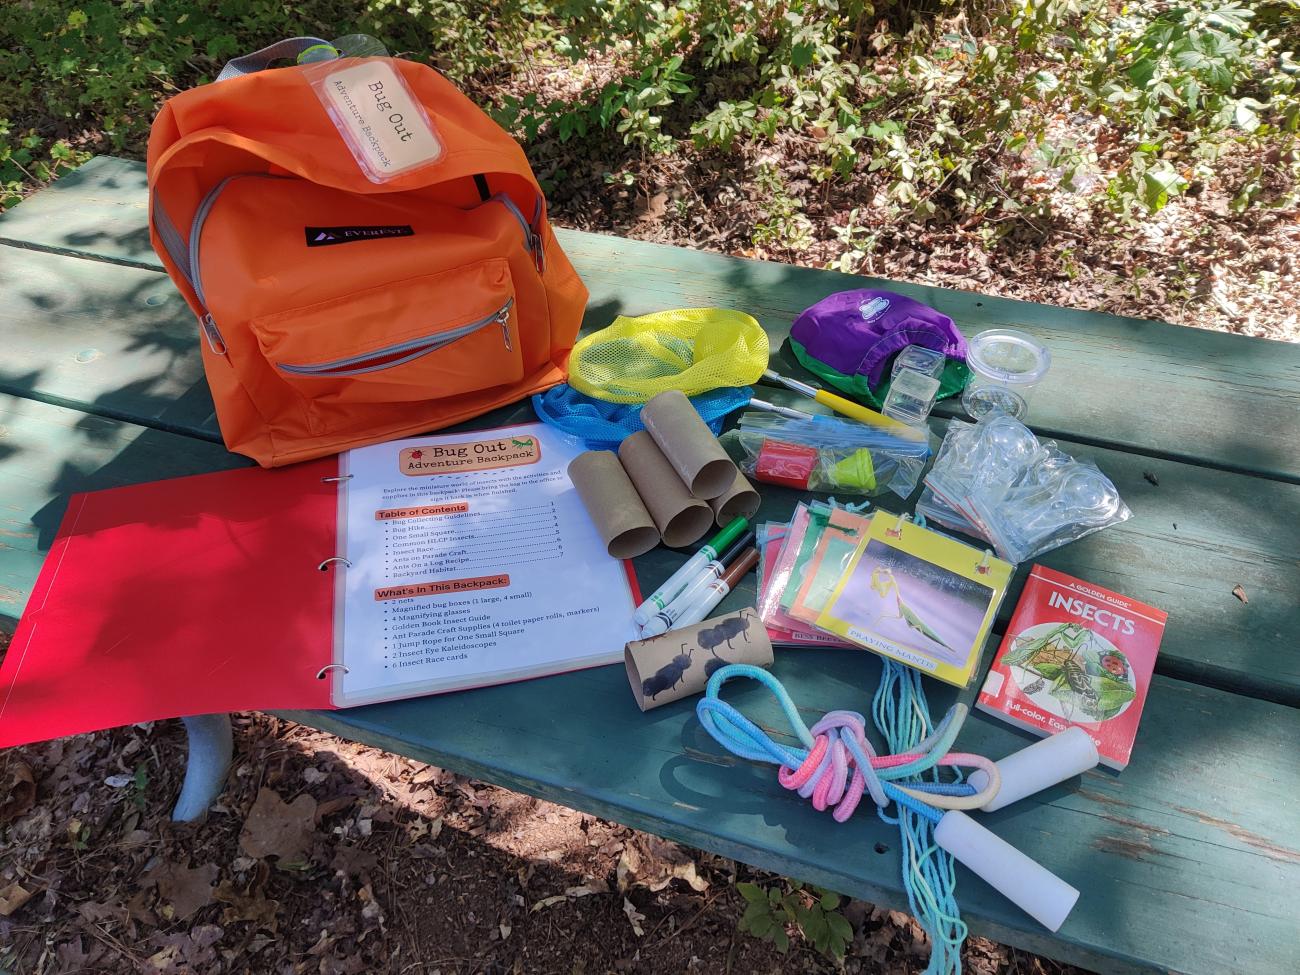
<box><xmin>2</xmin><ymin>0</ymin><xmax>1296</xmax><ymax>222</ymax></box>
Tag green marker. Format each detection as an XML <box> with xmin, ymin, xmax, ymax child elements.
<box><xmin>631</xmin><ymin>516</ymin><xmax>749</xmax><ymax>628</ymax></box>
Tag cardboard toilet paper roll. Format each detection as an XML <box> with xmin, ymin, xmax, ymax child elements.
<box><xmin>626</xmin><ymin>608</ymin><xmax>772</xmax><ymax>711</ymax></box>
<box><xmin>568</xmin><ymin>450</ymin><xmax>660</xmax><ymax>559</ymax></box>
<box><xmin>641</xmin><ymin>390</ymin><xmax>739</xmax><ymax>499</ymax></box>
<box><xmin>618</xmin><ymin>431</ymin><xmax>714</xmax><ymax>548</ymax></box>
<box><xmin>708</xmin><ymin>469</ymin><xmax>761</xmax><ymax>526</ymax></box>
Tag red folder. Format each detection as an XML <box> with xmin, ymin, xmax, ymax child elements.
<box><xmin>0</xmin><ymin>460</ymin><xmax>339</xmax><ymax>748</ymax></box>
<box><xmin>0</xmin><ymin>450</ymin><xmax>642</xmax><ymax>749</ymax></box>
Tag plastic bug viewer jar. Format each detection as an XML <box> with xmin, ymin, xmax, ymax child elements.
<box><xmin>882</xmin><ymin>345</ymin><xmax>946</xmax><ymax>427</ymax></box>
<box><xmin>962</xmin><ymin>329</ymin><xmax>1051</xmax><ymax>421</ymax></box>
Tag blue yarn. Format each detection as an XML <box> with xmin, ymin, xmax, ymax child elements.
<box><xmin>532</xmin><ymin>384</ymin><xmax>753</xmax><ymax>451</ymax></box>
<box><xmin>873</xmin><ymin>659</ymin><xmax>967</xmax><ymax>975</ymax></box>
<box><xmin>698</xmin><ymin>661</ymin><xmax>969</xmax><ymax>975</ymax></box>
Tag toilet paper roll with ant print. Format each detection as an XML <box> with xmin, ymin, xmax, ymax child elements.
<box><xmin>625</xmin><ymin>607</ymin><xmax>773</xmax><ymax>711</ymax></box>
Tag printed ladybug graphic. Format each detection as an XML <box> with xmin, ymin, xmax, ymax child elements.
<box><xmin>410</xmin><ymin>450</ymin><xmax>424</xmax><ymax>459</ymax></box>
<box><xmin>1100</xmin><ymin>652</ymin><xmax>1129</xmax><ymax>680</ymax></box>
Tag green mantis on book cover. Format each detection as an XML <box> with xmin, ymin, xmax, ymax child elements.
<box><xmin>1004</xmin><ymin>622</ymin><xmax>1136</xmax><ymax>722</ymax></box>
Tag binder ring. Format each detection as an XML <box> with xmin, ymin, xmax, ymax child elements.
<box><xmin>318</xmin><ymin>556</ymin><xmax>352</xmax><ymax>571</ymax></box>
<box><xmin>316</xmin><ymin>664</ymin><xmax>349</xmax><ymax>679</ymax></box>
<box><xmin>976</xmin><ymin>549</ymin><xmax>993</xmax><ymax>575</ymax></box>
<box><xmin>322</xmin><ymin>474</ymin><xmax>353</xmax><ymax>483</ymax></box>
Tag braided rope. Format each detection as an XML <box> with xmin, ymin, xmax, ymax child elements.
<box><xmin>697</xmin><ymin>662</ymin><xmax>999</xmax><ymax>974</ymax></box>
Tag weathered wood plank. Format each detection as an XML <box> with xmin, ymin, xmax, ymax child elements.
<box><xmin>0</xmin><ymin>156</ymin><xmax>151</xmax><ymax>267</ymax></box>
<box><xmin>1</xmin><ymin>245</ymin><xmax>1297</xmax><ymax>703</ymax></box>
<box><xmin>0</xmin><ymin>248</ymin><xmax>216</xmax><ymax>437</ymax></box>
<box><xmin>0</xmin><ymin>395</ymin><xmax>245</xmax><ymax>621</ymax></box>
<box><xmin>3</xmin><ymin>155</ymin><xmax>1299</xmax><ymax>482</ymax></box>
<box><xmin>285</xmin><ymin>650</ymin><xmax>1300</xmax><ymax>975</ymax></box>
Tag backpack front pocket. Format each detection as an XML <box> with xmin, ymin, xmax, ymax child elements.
<box><xmin>252</xmin><ymin>259</ymin><xmax>523</xmax><ymax>406</ymax></box>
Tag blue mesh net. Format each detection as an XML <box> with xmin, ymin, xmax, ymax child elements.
<box><xmin>533</xmin><ymin>384</ymin><xmax>753</xmax><ymax>451</ymax></box>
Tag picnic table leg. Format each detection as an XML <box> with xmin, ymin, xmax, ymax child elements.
<box><xmin>171</xmin><ymin>713</ymin><xmax>233</xmax><ymax>822</ymax></box>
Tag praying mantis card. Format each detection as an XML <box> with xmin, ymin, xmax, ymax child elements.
<box><xmin>816</xmin><ymin>516</ymin><xmax>1012</xmax><ymax>687</ymax></box>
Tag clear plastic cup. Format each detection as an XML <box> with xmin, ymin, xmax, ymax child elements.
<box><xmin>962</xmin><ymin>329</ymin><xmax>1051</xmax><ymax>421</ymax></box>
<box><xmin>882</xmin><ymin>345</ymin><xmax>945</xmax><ymax>427</ymax></box>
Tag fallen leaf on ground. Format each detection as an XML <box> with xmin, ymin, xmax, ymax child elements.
<box><xmin>530</xmin><ymin>882</ymin><xmax>607</xmax><ymax>912</ymax></box>
<box><xmin>0</xmin><ymin>760</ymin><xmax>36</xmax><ymax>824</ymax></box>
<box><xmin>214</xmin><ymin>880</ymin><xmax>280</xmax><ymax>933</ymax></box>
<box><xmin>635</xmin><ymin>192</ymin><xmax>669</xmax><ymax>224</ymax></box>
<box><xmin>315</xmin><ymin>795</ymin><xmax>357</xmax><ymax>819</ymax></box>
<box><xmin>1232</xmin><ymin>584</ymin><xmax>1249</xmax><ymax>604</ymax></box>
<box><xmin>0</xmin><ymin>883</ymin><xmax>33</xmax><ymax>916</ymax></box>
<box><xmin>239</xmin><ymin>787</ymin><xmax>317</xmax><ymax>861</ymax></box>
<box><xmin>146</xmin><ymin>861</ymin><xmax>218</xmax><ymax>921</ymax></box>
<box><xmin>405</xmin><ymin>816</ymin><xmax>443</xmax><ymax>841</ymax></box>
<box><xmin>55</xmin><ymin>936</ymin><xmax>97</xmax><ymax>970</ymax></box>
<box><xmin>146</xmin><ymin>925</ymin><xmax>225</xmax><ymax>974</ymax></box>
<box><xmin>617</xmin><ymin>835</ymin><xmax>708</xmax><ymax>893</ymax></box>
<box><xmin>331</xmin><ymin>843</ymin><xmax>378</xmax><ymax>879</ymax></box>
<box><xmin>1143</xmin><ymin>471</ymin><xmax>1159</xmax><ymax>486</ymax></box>
<box><xmin>77</xmin><ymin>900</ymin><xmax>122</xmax><ymax>925</ymax></box>
<box><xmin>622</xmin><ymin>897</ymin><xmax>646</xmax><ymax>937</ymax></box>
<box><xmin>145</xmin><ymin>944</ymin><xmax>183</xmax><ymax>975</ymax></box>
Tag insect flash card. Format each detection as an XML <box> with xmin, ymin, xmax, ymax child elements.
<box><xmin>816</xmin><ymin>516</ymin><xmax>1012</xmax><ymax>687</ymax></box>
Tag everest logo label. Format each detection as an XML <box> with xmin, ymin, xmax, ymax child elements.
<box><xmin>304</xmin><ymin>225</ymin><xmax>414</xmax><ymax>247</ymax></box>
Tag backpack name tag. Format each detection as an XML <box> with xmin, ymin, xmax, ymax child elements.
<box><xmin>315</xmin><ymin>60</ymin><xmax>443</xmax><ymax>182</ymax></box>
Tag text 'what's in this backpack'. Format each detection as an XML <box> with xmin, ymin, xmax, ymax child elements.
<box><xmin>147</xmin><ymin>38</ymin><xmax>588</xmax><ymax>467</ymax></box>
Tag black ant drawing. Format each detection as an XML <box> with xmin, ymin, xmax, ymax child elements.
<box><xmin>641</xmin><ymin>644</ymin><xmax>693</xmax><ymax>700</ymax></box>
<box><xmin>700</xmin><ymin>612</ymin><xmax>755</xmax><ymax>678</ymax></box>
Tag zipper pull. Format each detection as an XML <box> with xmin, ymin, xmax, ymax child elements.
<box><xmin>199</xmin><ymin>312</ymin><xmax>227</xmax><ymax>356</ymax></box>
<box><xmin>497</xmin><ymin>306</ymin><xmax>512</xmax><ymax>351</ymax></box>
<box><xmin>531</xmin><ymin>230</ymin><xmax>546</xmax><ymax>274</ymax></box>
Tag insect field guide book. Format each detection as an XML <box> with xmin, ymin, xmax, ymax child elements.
<box><xmin>977</xmin><ymin>565</ymin><xmax>1168</xmax><ymax>770</ymax></box>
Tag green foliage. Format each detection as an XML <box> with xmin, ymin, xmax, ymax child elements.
<box><xmin>751</xmin><ymin>163</ymin><xmax>814</xmax><ymax>253</ymax></box>
<box><xmin>0</xmin><ymin>0</ymin><xmax>540</xmax><ymax>202</ymax></box>
<box><xmin>494</xmin><ymin>0</ymin><xmax>1299</xmax><ymax>226</ymax></box>
<box><xmin>0</xmin><ymin>0</ymin><xmax>1296</xmax><ymax>226</ymax></box>
<box><xmin>0</xmin><ymin>119</ymin><xmax>89</xmax><ymax>208</ymax></box>
<box><xmin>736</xmin><ymin>879</ymin><xmax>854</xmax><ymax>960</ymax></box>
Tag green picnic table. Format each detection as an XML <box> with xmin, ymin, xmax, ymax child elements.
<box><xmin>1</xmin><ymin>157</ymin><xmax>1298</xmax><ymax>975</ymax></box>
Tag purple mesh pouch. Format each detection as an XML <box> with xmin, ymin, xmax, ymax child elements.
<box><xmin>790</xmin><ymin>290</ymin><xmax>968</xmax><ymax>388</ymax></box>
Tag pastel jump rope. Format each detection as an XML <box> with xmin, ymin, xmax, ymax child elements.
<box><xmin>698</xmin><ymin>659</ymin><xmax>1099</xmax><ymax>975</ymax></box>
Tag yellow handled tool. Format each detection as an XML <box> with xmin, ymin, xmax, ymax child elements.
<box><xmin>761</xmin><ymin>369</ymin><xmax>927</xmax><ymax>441</ymax></box>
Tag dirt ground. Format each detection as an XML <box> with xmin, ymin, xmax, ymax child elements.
<box><xmin>0</xmin><ymin>624</ymin><xmax>1087</xmax><ymax>975</ymax></box>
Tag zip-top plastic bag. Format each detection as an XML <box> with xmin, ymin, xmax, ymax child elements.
<box><xmin>925</xmin><ymin>414</ymin><xmax>1130</xmax><ymax>563</ymax></box>
<box><xmin>726</xmin><ymin>411</ymin><xmax>932</xmax><ymax>499</ymax></box>
<box><xmin>969</xmin><ymin>456</ymin><xmax>1131</xmax><ymax>564</ymax></box>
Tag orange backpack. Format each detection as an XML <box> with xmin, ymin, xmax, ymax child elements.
<box><xmin>147</xmin><ymin>40</ymin><xmax>587</xmax><ymax>467</ymax></box>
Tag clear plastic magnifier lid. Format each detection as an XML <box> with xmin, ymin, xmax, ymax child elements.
<box><xmin>967</xmin><ymin>329</ymin><xmax>1052</xmax><ymax>384</ymax></box>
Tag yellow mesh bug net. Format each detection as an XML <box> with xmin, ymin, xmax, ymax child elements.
<box><xmin>567</xmin><ymin>308</ymin><xmax>770</xmax><ymax>403</ymax></box>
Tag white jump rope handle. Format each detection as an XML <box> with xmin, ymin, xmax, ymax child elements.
<box><xmin>934</xmin><ymin>810</ymin><xmax>1080</xmax><ymax>932</ymax></box>
<box><xmin>968</xmin><ymin>726</ymin><xmax>1100</xmax><ymax>813</ymax></box>
<box><xmin>939</xmin><ymin>728</ymin><xmax>1100</xmax><ymax>931</ymax></box>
